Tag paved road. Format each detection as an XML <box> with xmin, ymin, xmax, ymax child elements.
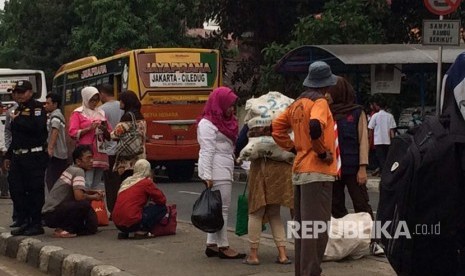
<box><xmin>155</xmin><ymin>175</ymin><xmax>380</xmax><ymax>232</ymax></box>
<box><xmin>0</xmin><ymin>256</ymin><xmax>44</xmax><ymax>276</ymax></box>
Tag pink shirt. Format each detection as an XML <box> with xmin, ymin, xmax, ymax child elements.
<box><xmin>68</xmin><ymin>111</ymin><xmax>112</xmax><ymax>168</ymax></box>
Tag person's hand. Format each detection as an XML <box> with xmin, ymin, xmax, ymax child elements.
<box><xmin>204</xmin><ymin>180</ymin><xmax>213</xmax><ymax>188</ymax></box>
<box><xmin>94</xmin><ymin>192</ymin><xmax>104</xmax><ymax>201</ymax></box>
<box><xmin>321</xmin><ymin>151</ymin><xmax>333</xmax><ymax>165</ymax></box>
<box><xmin>10</xmin><ymin>111</ymin><xmax>19</xmax><ymax>121</ymax></box>
<box><xmin>90</xmin><ymin>121</ymin><xmax>99</xmax><ymax>130</ymax></box>
<box><xmin>3</xmin><ymin>159</ymin><xmax>10</xmax><ymax>171</ymax></box>
<box><xmin>357</xmin><ymin>166</ymin><xmax>368</xmax><ymax>185</ymax></box>
<box><xmin>47</xmin><ymin>147</ymin><xmax>54</xmax><ymax>157</ymax></box>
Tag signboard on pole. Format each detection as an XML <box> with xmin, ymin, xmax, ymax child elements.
<box><xmin>423</xmin><ymin>0</ymin><xmax>461</xmax><ymax>15</ymax></box>
<box><xmin>423</xmin><ymin>20</ymin><xmax>461</xmax><ymax>46</ymax></box>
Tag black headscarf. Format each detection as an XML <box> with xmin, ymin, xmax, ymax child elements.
<box><xmin>119</xmin><ymin>90</ymin><xmax>144</xmax><ymax>122</ymax></box>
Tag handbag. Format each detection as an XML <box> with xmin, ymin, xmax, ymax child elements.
<box><xmin>91</xmin><ymin>200</ymin><xmax>109</xmax><ymax>226</ymax></box>
<box><xmin>151</xmin><ymin>204</ymin><xmax>177</xmax><ymax>236</ymax></box>
<box><xmin>115</xmin><ymin>112</ymin><xmax>143</xmax><ymax>158</ymax></box>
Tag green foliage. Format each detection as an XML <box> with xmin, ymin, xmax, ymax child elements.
<box><xmin>257</xmin><ymin>0</ymin><xmax>389</xmax><ymax>95</ymax></box>
<box><xmin>0</xmin><ymin>0</ymin><xmax>79</xmax><ymax>84</ymax></box>
<box><xmin>70</xmin><ymin>0</ymin><xmax>201</xmax><ymax>58</ymax></box>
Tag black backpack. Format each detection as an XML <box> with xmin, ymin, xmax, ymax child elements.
<box><xmin>377</xmin><ymin>115</ymin><xmax>465</xmax><ymax>276</ymax></box>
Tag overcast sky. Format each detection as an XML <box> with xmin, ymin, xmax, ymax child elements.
<box><xmin>0</xmin><ymin>0</ymin><xmax>4</xmax><ymax>10</ymax></box>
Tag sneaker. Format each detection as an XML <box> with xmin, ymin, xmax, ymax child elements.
<box><xmin>370</xmin><ymin>242</ymin><xmax>385</xmax><ymax>256</ymax></box>
<box><xmin>11</xmin><ymin>224</ymin><xmax>29</xmax><ymax>236</ymax></box>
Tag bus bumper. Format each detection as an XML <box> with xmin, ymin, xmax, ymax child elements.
<box><xmin>145</xmin><ymin>142</ymin><xmax>199</xmax><ymax>161</ymax></box>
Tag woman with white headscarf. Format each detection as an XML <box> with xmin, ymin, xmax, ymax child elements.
<box><xmin>68</xmin><ymin>86</ymin><xmax>112</xmax><ymax>189</ymax></box>
<box><xmin>112</xmin><ymin>159</ymin><xmax>167</xmax><ymax>239</ymax></box>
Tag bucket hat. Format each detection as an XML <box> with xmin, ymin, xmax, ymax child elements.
<box><xmin>303</xmin><ymin>61</ymin><xmax>338</xmax><ymax>88</ymax></box>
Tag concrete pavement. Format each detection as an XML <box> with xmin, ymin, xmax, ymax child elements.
<box><xmin>0</xmin><ymin>195</ymin><xmax>395</xmax><ymax>276</ymax></box>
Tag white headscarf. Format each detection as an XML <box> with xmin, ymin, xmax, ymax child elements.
<box><xmin>118</xmin><ymin>159</ymin><xmax>152</xmax><ymax>194</ymax></box>
<box><xmin>74</xmin><ymin>86</ymin><xmax>106</xmax><ymax>120</ymax></box>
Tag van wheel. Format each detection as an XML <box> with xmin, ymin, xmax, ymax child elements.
<box><xmin>166</xmin><ymin>160</ymin><xmax>195</xmax><ymax>182</ymax></box>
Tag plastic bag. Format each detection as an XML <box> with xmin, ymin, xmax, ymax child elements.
<box><xmin>191</xmin><ymin>188</ymin><xmax>224</xmax><ymax>233</ymax></box>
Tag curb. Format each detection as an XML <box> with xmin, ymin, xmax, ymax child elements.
<box><xmin>0</xmin><ymin>232</ymin><xmax>136</xmax><ymax>276</ymax></box>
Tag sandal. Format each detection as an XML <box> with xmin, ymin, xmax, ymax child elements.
<box><xmin>205</xmin><ymin>245</ymin><xmax>219</xmax><ymax>257</ymax></box>
<box><xmin>53</xmin><ymin>230</ymin><xmax>77</xmax><ymax>238</ymax></box>
<box><xmin>218</xmin><ymin>247</ymin><xmax>246</xmax><ymax>259</ymax></box>
<box><xmin>242</xmin><ymin>258</ymin><xmax>260</xmax><ymax>265</ymax></box>
<box><xmin>275</xmin><ymin>257</ymin><xmax>292</xmax><ymax>265</ymax></box>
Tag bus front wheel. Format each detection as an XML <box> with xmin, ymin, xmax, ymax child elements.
<box><xmin>166</xmin><ymin>160</ymin><xmax>195</xmax><ymax>182</ymax></box>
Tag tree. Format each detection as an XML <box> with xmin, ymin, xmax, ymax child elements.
<box><xmin>0</xmin><ymin>0</ymin><xmax>79</xmax><ymax>84</ymax></box>
<box><xmin>70</xmin><ymin>0</ymin><xmax>203</xmax><ymax>58</ymax></box>
<box><xmin>258</xmin><ymin>0</ymin><xmax>389</xmax><ymax>96</ymax></box>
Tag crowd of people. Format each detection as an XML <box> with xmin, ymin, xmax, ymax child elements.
<box><xmin>1</xmin><ymin>80</ymin><xmax>166</xmax><ymax>240</ymax></box>
<box><xmin>0</xmin><ymin>60</ymin><xmax>402</xmax><ymax>276</ymax></box>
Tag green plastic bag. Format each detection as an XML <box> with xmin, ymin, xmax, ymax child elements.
<box><xmin>235</xmin><ymin>189</ymin><xmax>249</xmax><ymax>236</ymax></box>
<box><xmin>235</xmin><ymin>180</ymin><xmax>266</xmax><ymax>236</ymax></box>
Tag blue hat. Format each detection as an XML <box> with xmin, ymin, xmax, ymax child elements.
<box><xmin>303</xmin><ymin>61</ymin><xmax>338</xmax><ymax>88</ymax></box>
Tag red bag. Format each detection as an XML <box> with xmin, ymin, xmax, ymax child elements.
<box><xmin>91</xmin><ymin>200</ymin><xmax>109</xmax><ymax>226</ymax></box>
<box><xmin>151</xmin><ymin>204</ymin><xmax>177</xmax><ymax>236</ymax></box>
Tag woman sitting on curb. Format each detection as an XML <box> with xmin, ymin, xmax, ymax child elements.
<box><xmin>112</xmin><ymin>159</ymin><xmax>167</xmax><ymax>239</ymax></box>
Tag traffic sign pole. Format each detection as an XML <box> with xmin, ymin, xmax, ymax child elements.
<box><xmin>436</xmin><ymin>15</ymin><xmax>443</xmax><ymax>115</ymax></box>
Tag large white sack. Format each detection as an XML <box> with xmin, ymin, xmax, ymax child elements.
<box><xmin>323</xmin><ymin>212</ymin><xmax>372</xmax><ymax>261</ymax></box>
<box><xmin>244</xmin><ymin>91</ymin><xmax>294</xmax><ymax>128</ymax></box>
<box><xmin>239</xmin><ymin>136</ymin><xmax>295</xmax><ymax>164</ymax></box>
<box><xmin>239</xmin><ymin>91</ymin><xmax>295</xmax><ymax>162</ymax></box>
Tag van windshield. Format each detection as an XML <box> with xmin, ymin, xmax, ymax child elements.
<box><xmin>0</xmin><ymin>74</ymin><xmax>41</xmax><ymax>102</ymax></box>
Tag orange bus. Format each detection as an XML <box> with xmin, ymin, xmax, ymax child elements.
<box><xmin>52</xmin><ymin>48</ymin><xmax>222</xmax><ymax>180</ymax></box>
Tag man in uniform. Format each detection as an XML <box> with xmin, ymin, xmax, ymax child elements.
<box><xmin>6</xmin><ymin>80</ymin><xmax>48</xmax><ymax>236</ymax></box>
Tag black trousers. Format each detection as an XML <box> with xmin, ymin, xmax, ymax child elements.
<box><xmin>43</xmin><ymin>200</ymin><xmax>98</xmax><ymax>235</ymax></box>
<box><xmin>8</xmin><ymin>151</ymin><xmax>48</xmax><ymax>226</ymax></box>
<box><xmin>331</xmin><ymin>174</ymin><xmax>374</xmax><ymax>219</ymax></box>
<box><xmin>103</xmin><ymin>155</ymin><xmax>121</xmax><ymax>213</ymax></box>
<box><xmin>115</xmin><ymin>204</ymin><xmax>167</xmax><ymax>233</ymax></box>
<box><xmin>375</xmin><ymin>145</ymin><xmax>390</xmax><ymax>174</ymax></box>
<box><xmin>45</xmin><ymin>157</ymin><xmax>69</xmax><ymax>191</ymax></box>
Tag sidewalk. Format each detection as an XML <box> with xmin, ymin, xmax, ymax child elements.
<box><xmin>0</xmin><ymin>198</ymin><xmax>395</xmax><ymax>276</ymax></box>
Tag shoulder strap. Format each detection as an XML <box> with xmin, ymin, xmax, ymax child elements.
<box><xmin>128</xmin><ymin>112</ymin><xmax>137</xmax><ymax>127</ymax></box>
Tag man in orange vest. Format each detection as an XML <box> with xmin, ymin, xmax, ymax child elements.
<box><xmin>272</xmin><ymin>61</ymin><xmax>337</xmax><ymax>276</ymax></box>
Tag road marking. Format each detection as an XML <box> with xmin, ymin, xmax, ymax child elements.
<box><xmin>178</xmin><ymin>191</ymin><xmax>201</xmax><ymax>195</ymax></box>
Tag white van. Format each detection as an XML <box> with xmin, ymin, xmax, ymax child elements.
<box><xmin>0</xmin><ymin>69</ymin><xmax>47</xmax><ymax>124</ymax></box>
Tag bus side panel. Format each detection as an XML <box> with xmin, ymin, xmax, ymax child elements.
<box><xmin>142</xmin><ymin>103</ymin><xmax>205</xmax><ymax>161</ymax></box>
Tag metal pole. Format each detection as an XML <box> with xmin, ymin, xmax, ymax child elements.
<box><xmin>436</xmin><ymin>15</ymin><xmax>444</xmax><ymax>115</ymax></box>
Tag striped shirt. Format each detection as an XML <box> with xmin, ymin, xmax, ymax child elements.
<box><xmin>42</xmin><ymin>165</ymin><xmax>86</xmax><ymax>213</ymax></box>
